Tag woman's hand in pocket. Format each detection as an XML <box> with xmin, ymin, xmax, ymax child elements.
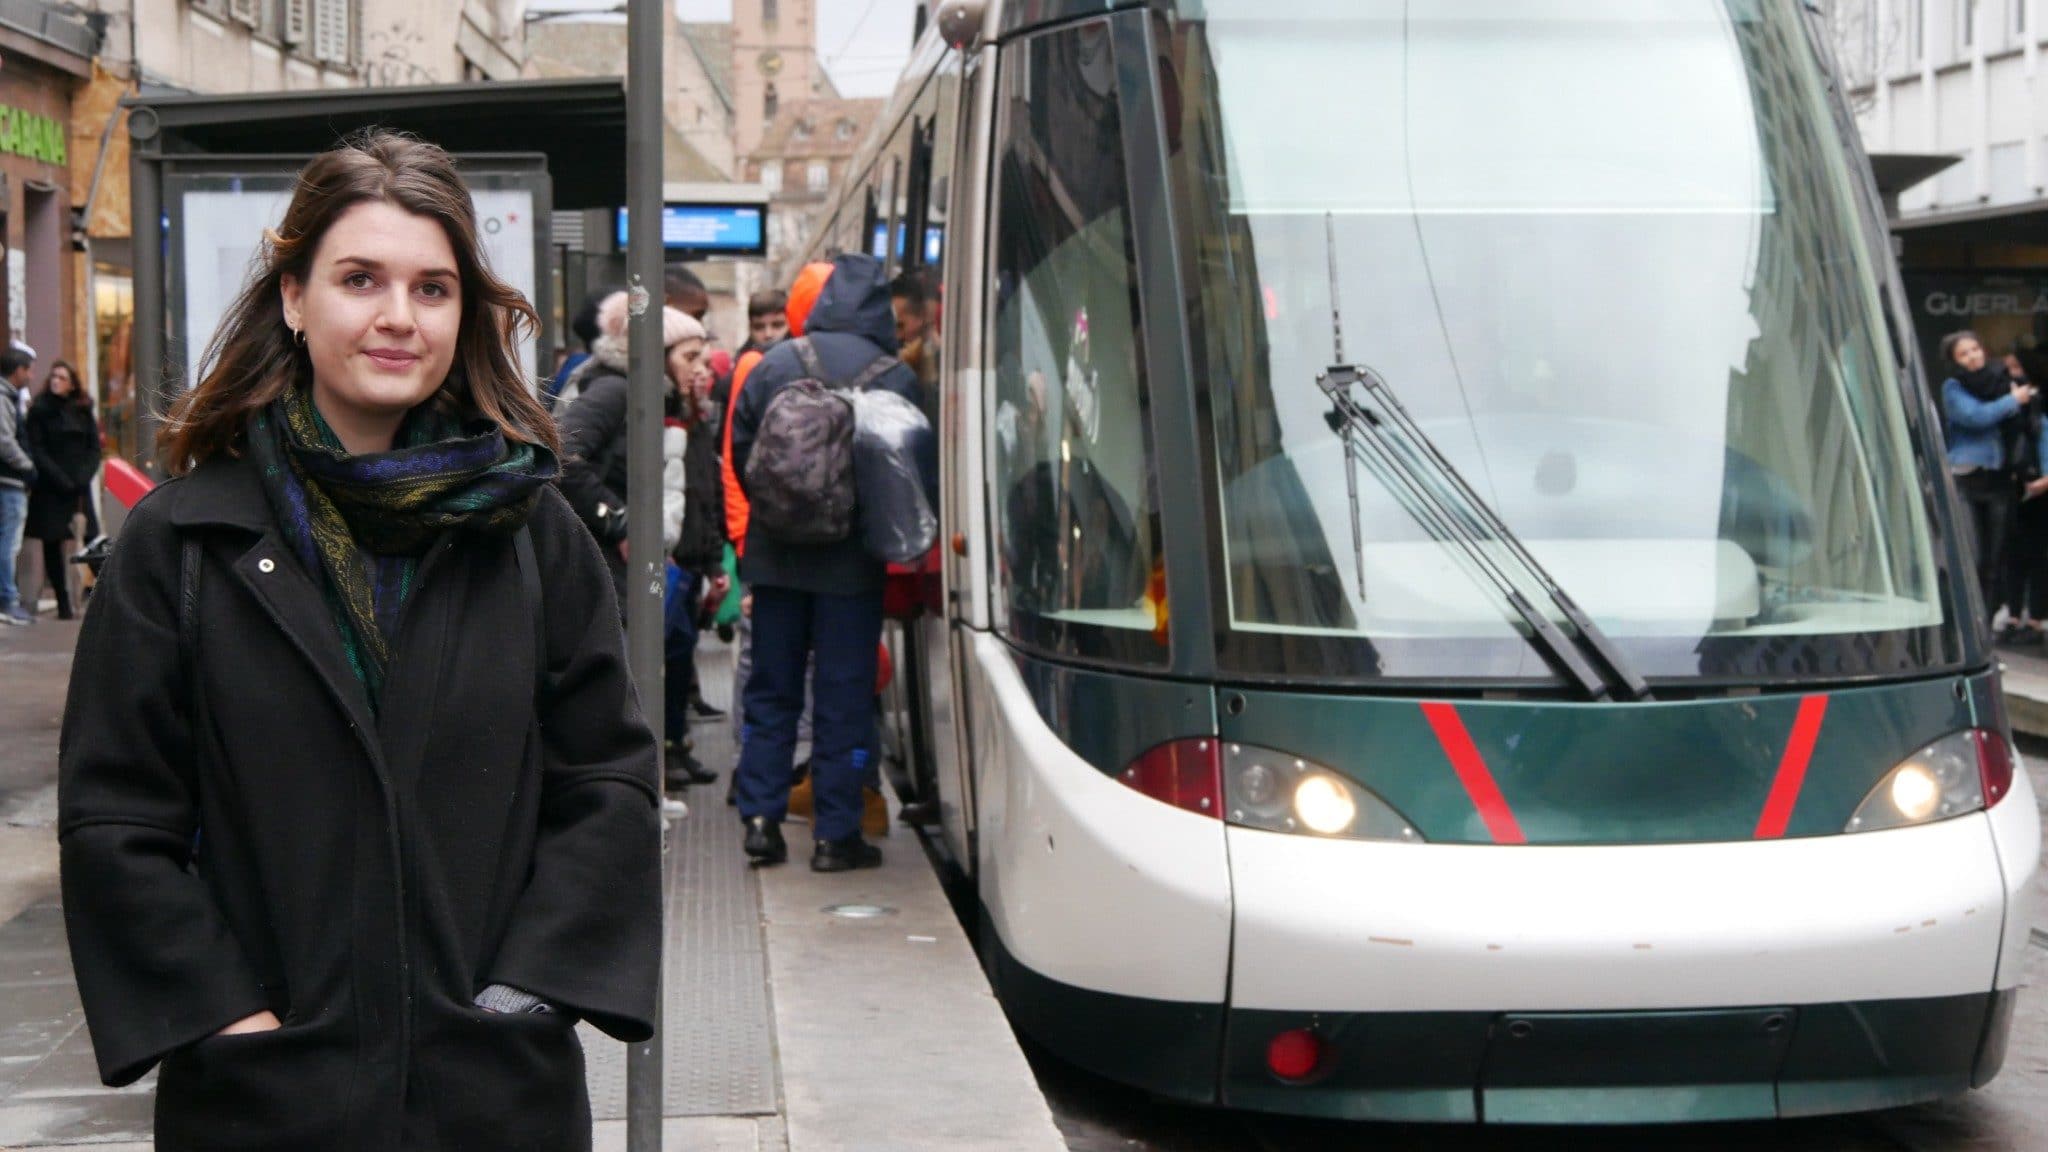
<box><xmin>215</xmin><ymin>1010</ymin><xmax>282</xmax><ymax>1037</ymax></box>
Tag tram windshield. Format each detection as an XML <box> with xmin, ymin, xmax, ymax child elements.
<box><xmin>1167</xmin><ymin>0</ymin><xmax>1958</xmax><ymax>684</ymax></box>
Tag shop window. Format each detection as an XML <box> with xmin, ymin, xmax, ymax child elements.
<box><xmin>988</xmin><ymin>19</ymin><xmax>1163</xmax><ymax>663</ymax></box>
<box><xmin>95</xmin><ymin>267</ymin><xmax>136</xmax><ymax>465</ymax></box>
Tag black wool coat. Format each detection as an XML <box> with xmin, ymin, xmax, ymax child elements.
<box><xmin>57</xmin><ymin>452</ymin><xmax>662</xmax><ymax>1152</ymax></box>
<box><xmin>23</xmin><ymin>393</ymin><xmax>101</xmax><ymax>540</ymax></box>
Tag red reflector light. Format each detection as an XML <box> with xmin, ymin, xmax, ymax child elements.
<box><xmin>1975</xmin><ymin>729</ymin><xmax>2016</xmax><ymax>809</ymax></box>
<box><xmin>1266</xmin><ymin>1028</ymin><xmax>1324</xmax><ymax>1081</ymax></box>
<box><xmin>1118</xmin><ymin>739</ymin><xmax>1222</xmax><ymax>818</ymax></box>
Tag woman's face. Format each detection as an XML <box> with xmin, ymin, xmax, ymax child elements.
<box><xmin>48</xmin><ymin>365</ymin><xmax>73</xmax><ymax>397</ymax></box>
<box><xmin>1954</xmin><ymin>337</ymin><xmax>1987</xmax><ymax>372</ymax></box>
<box><xmin>281</xmin><ymin>200</ymin><xmax>462</xmax><ymax>449</ymax></box>
<box><xmin>666</xmin><ymin>337</ymin><xmax>706</xmax><ymax>397</ymax></box>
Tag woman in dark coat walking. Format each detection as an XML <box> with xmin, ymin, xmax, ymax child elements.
<box><xmin>57</xmin><ymin>130</ymin><xmax>661</xmax><ymax>1152</ymax></box>
<box><xmin>23</xmin><ymin>360</ymin><xmax>101</xmax><ymax>618</ymax></box>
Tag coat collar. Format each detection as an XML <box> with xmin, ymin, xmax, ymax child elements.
<box><xmin>165</xmin><ymin>452</ymin><xmax>279</xmax><ymax>535</ymax></box>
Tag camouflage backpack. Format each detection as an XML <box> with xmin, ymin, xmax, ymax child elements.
<box><xmin>744</xmin><ymin>337</ymin><xmax>900</xmax><ymax>545</ymax></box>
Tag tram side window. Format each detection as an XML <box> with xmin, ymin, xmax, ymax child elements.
<box><xmin>895</xmin><ymin>57</ymin><xmax>960</xmax><ymax>409</ymax></box>
<box><xmin>988</xmin><ymin>19</ymin><xmax>1163</xmax><ymax>663</ymax></box>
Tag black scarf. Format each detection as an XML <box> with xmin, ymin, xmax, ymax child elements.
<box><xmin>1955</xmin><ymin>363</ymin><xmax>2011</xmax><ymax>403</ymax></box>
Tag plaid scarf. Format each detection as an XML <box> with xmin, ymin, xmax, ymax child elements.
<box><xmin>249</xmin><ymin>387</ymin><xmax>558</xmax><ymax>706</ymax></box>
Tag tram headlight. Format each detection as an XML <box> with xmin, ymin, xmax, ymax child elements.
<box><xmin>1846</xmin><ymin>730</ymin><xmax>1990</xmax><ymax>833</ymax></box>
<box><xmin>1293</xmin><ymin>775</ymin><xmax>1357</xmax><ymax>834</ymax></box>
<box><xmin>1222</xmin><ymin>743</ymin><xmax>1424</xmax><ymax>842</ymax></box>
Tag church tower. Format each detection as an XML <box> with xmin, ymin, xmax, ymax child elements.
<box><xmin>732</xmin><ymin>0</ymin><xmax>828</xmax><ymax>159</ymax></box>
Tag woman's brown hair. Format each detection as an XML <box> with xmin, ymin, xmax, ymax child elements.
<box><xmin>43</xmin><ymin>360</ymin><xmax>87</xmax><ymax>407</ymax></box>
<box><xmin>160</xmin><ymin>128</ymin><xmax>559</xmax><ymax>472</ymax></box>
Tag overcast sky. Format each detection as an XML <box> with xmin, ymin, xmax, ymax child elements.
<box><xmin>672</xmin><ymin>0</ymin><xmax>923</xmax><ymax>98</ymax></box>
<box><xmin>524</xmin><ymin>1</ymin><xmax>923</xmax><ymax>96</ymax></box>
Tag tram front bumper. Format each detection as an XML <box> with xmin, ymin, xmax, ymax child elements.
<box><xmin>1221</xmin><ymin>805</ymin><xmax>2029</xmax><ymax>1122</ymax></box>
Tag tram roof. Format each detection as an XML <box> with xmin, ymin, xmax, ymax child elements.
<box><xmin>984</xmin><ymin>0</ymin><xmax>1151</xmax><ymax>39</ymax></box>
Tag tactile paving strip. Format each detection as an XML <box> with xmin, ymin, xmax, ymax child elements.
<box><xmin>584</xmin><ymin>643</ymin><xmax>780</xmax><ymax>1119</ymax></box>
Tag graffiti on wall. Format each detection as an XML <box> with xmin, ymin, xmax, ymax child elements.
<box><xmin>364</xmin><ymin>20</ymin><xmax>439</xmax><ymax>88</ymax></box>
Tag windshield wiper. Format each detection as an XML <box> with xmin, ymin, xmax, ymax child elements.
<box><xmin>1316</xmin><ymin>215</ymin><xmax>1651</xmax><ymax>702</ymax></box>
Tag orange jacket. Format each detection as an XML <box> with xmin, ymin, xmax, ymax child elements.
<box><xmin>724</xmin><ymin>261</ymin><xmax>834</xmax><ymax>555</ymax></box>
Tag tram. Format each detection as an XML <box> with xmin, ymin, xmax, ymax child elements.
<box><xmin>803</xmin><ymin>0</ymin><xmax>2042</xmax><ymax>1123</ymax></box>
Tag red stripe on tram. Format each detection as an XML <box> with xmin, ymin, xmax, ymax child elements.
<box><xmin>1754</xmin><ymin>695</ymin><xmax>1830</xmax><ymax>840</ymax></box>
<box><xmin>1419</xmin><ymin>702</ymin><xmax>1526</xmax><ymax>845</ymax></box>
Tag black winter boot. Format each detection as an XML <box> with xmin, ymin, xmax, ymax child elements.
<box><xmin>742</xmin><ymin>816</ymin><xmax>787</xmax><ymax>865</ymax></box>
<box><xmin>810</xmin><ymin>835</ymin><xmax>883</xmax><ymax>873</ymax></box>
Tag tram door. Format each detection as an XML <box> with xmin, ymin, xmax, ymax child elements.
<box><xmin>915</xmin><ymin>45</ymin><xmax>995</xmax><ymax>874</ymax></box>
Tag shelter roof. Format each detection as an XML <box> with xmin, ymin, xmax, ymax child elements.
<box><xmin>126</xmin><ymin>78</ymin><xmax>628</xmax><ymax>209</ymax></box>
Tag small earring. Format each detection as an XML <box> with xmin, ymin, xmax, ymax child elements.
<box><xmin>289</xmin><ymin>325</ymin><xmax>304</xmax><ymax>346</ymax></box>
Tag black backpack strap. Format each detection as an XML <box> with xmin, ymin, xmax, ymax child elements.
<box><xmin>179</xmin><ymin>536</ymin><xmax>206</xmax><ymax>865</ymax></box>
<box><xmin>792</xmin><ymin>335</ymin><xmax>899</xmax><ymax>394</ymax></box>
<box><xmin>514</xmin><ymin>526</ymin><xmax>546</xmax><ymax>708</ymax></box>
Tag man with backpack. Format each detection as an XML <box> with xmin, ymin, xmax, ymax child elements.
<box><xmin>728</xmin><ymin>253</ymin><xmax>924</xmax><ymax>872</ymax></box>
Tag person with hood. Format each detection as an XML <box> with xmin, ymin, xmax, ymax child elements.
<box><xmin>725</xmin><ymin>265</ymin><xmax>830</xmax><ymax>556</ymax></box>
<box><xmin>728</xmin><ymin>253</ymin><xmax>923</xmax><ymax>871</ymax></box>
<box><xmin>1941</xmin><ymin>328</ymin><xmax>2040</xmax><ymax>624</ymax></box>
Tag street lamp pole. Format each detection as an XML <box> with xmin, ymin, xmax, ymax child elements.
<box><xmin>624</xmin><ymin>0</ymin><xmax>666</xmax><ymax>1148</ymax></box>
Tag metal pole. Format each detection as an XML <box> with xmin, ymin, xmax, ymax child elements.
<box><xmin>126</xmin><ymin>105</ymin><xmax>164</xmax><ymax>474</ymax></box>
<box><xmin>624</xmin><ymin>0</ymin><xmax>666</xmax><ymax>1149</ymax></box>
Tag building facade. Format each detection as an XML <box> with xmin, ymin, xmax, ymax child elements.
<box><xmin>743</xmin><ymin>98</ymin><xmax>882</xmax><ymax>275</ymax></box>
<box><xmin>1829</xmin><ymin>1</ymin><xmax>2048</xmax><ymax>367</ymax></box>
<box><xmin>0</xmin><ymin>6</ymin><xmax>98</xmax><ymax>376</ymax></box>
<box><xmin>68</xmin><ymin>0</ymin><xmax>528</xmax><ymax>465</ymax></box>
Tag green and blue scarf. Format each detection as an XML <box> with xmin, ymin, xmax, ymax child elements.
<box><xmin>249</xmin><ymin>387</ymin><xmax>557</xmax><ymax>706</ymax></box>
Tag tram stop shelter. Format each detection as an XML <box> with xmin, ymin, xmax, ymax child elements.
<box><xmin>122</xmin><ymin>77</ymin><xmax>629</xmax><ymax>479</ymax></box>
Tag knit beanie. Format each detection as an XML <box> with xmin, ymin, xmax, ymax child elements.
<box><xmin>596</xmin><ymin>291</ymin><xmax>704</xmax><ymax>350</ymax></box>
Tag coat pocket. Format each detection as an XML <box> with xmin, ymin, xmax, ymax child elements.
<box><xmin>154</xmin><ymin>1020</ymin><xmax>349</xmax><ymax>1152</ymax></box>
<box><xmin>417</xmin><ymin>1005</ymin><xmax>590</xmax><ymax>1151</ymax></box>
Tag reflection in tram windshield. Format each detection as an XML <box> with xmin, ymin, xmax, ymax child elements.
<box><xmin>1165</xmin><ymin>0</ymin><xmax>1951</xmax><ymax>682</ymax></box>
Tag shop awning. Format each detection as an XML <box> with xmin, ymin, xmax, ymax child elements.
<box><xmin>1867</xmin><ymin>151</ymin><xmax>1962</xmax><ymax>208</ymax></box>
<box><xmin>124</xmin><ymin>77</ymin><xmax>628</xmax><ymax>209</ymax></box>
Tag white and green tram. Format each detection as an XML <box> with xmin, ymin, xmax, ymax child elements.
<box><xmin>799</xmin><ymin>0</ymin><xmax>2041</xmax><ymax>1124</ymax></box>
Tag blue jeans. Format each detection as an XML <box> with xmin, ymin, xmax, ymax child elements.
<box><xmin>0</xmin><ymin>487</ymin><xmax>25</xmax><ymax>612</ymax></box>
<box><xmin>734</xmin><ymin>585</ymin><xmax>883</xmax><ymax>842</ymax></box>
<box><xmin>663</xmin><ymin>563</ymin><xmax>701</xmax><ymax>741</ymax></box>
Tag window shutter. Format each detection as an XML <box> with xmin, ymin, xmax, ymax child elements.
<box><xmin>282</xmin><ymin>0</ymin><xmax>310</xmax><ymax>45</ymax></box>
<box><xmin>312</xmin><ymin>0</ymin><xmax>352</xmax><ymax>65</ymax></box>
<box><xmin>228</xmin><ymin>0</ymin><xmax>260</xmax><ymax>27</ymax></box>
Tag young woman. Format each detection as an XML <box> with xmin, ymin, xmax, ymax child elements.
<box><xmin>1941</xmin><ymin>329</ymin><xmax>2040</xmax><ymax>625</ymax></box>
<box><xmin>57</xmin><ymin>130</ymin><xmax>660</xmax><ymax>1151</ymax></box>
<box><xmin>23</xmin><ymin>360</ymin><xmax>101</xmax><ymax>619</ymax></box>
<box><xmin>556</xmin><ymin>290</ymin><xmax>717</xmax><ymax>787</ymax></box>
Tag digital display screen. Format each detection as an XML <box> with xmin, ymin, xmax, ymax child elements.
<box><xmin>616</xmin><ymin>203</ymin><xmax>768</xmax><ymax>255</ymax></box>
